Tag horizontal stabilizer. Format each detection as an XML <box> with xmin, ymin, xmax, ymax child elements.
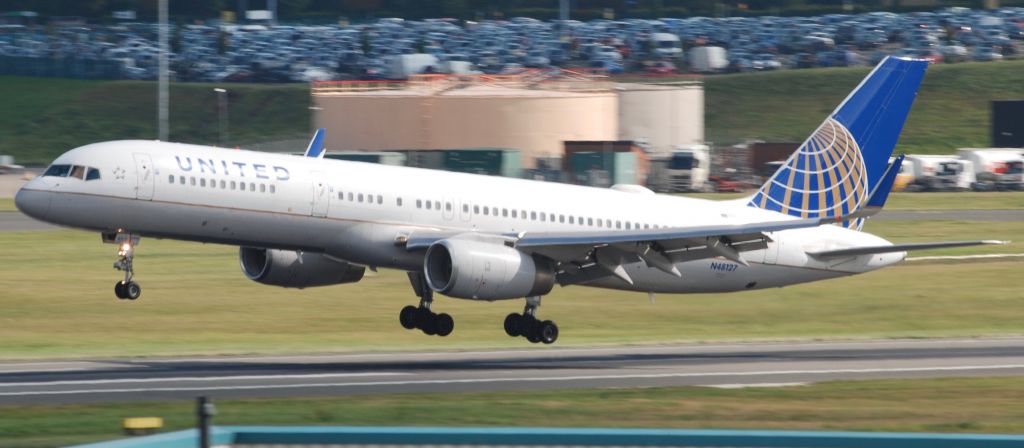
<box><xmin>808</xmin><ymin>240</ymin><xmax>1007</xmax><ymax>258</ymax></box>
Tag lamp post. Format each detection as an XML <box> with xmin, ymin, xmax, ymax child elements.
<box><xmin>214</xmin><ymin>88</ymin><xmax>228</xmax><ymax>146</ymax></box>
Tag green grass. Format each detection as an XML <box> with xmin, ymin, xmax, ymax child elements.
<box><xmin>0</xmin><ymin>198</ymin><xmax>13</xmax><ymax>212</ymax></box>
<box><xmin>0</xmin><ymin>215</ymin><xmax>1020</xmax><ymax>359</ymax></box>
<box><xmin>4</xmin><ymin>377</ymin><xmax>1024</xmax><ymax>447</ymax></box>
<box><xmin>4</xmin><ymin>60</ymin><xmax>1023</xmax><ymax>164</ymax></box>
<box><xmin>0</xmin><ymin>77</ymin><xmax>310</xmax><ymax>165</ymax></box>
<box><xmin>703</xmin><ymin>60</ymin><xmax>1024</xmax><ymax>154</ymax></box>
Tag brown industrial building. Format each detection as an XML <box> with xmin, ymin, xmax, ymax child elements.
<box><xmin>311</xmin><ymin>73</ymin><xmax>704</xmax><ymax>168</ymax></box>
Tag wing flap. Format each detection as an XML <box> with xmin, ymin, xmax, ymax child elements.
<box><xmin>808</xmin><ymin>240</ymin><xmax>1007</xmax><ymax>258</ymax></box>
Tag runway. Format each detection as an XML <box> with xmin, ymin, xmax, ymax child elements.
<box><xmin>3</xmin><ymin>338</ymin><xmax>1024</xmax><ymax>405</ymax></box>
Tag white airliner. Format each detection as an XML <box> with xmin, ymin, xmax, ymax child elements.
<box><xmin>15</xmin><ymin>57</ymin><xmax>1002</xmax><ymax>344</ymax></box>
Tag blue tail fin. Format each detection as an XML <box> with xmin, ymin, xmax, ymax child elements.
<box><xmin>747</xmin><ymin>57</ymin><xmax>928</xmax><ymax>230</ymax></box>
<box><xmin>304</xmin><ymin>128</ymin><xmax>327</xmax><ymax>158</ymax></box>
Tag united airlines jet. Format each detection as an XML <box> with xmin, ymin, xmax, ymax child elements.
<box><xmin>15</xmin><ymin>57</ymin><xmax>1001</xmax><ymax>344</ymax></box>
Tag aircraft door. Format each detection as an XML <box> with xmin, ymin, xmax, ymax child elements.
<box><xmin>311</xmin><ymin>172</ymin><xmax>329</xmax><ymax>217</ymax></box>
<box><xmin>133</xmin><ymin>153</ymin><xmax>154</xmax><ymax>200</ymax></box>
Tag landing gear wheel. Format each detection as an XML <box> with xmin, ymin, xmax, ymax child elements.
<box><xmin>539</xmin><ymin>320</ymin><xmax>559</xmax><ymax>345</ymax></box>
<box><xmin>504</xmin><ymin>313</ymin><xmax>522</xmax><ymax>337</ymax></box>
<box><xmin>435</xmin><ymin>313</ymin><xmax>454</xmax><ymax>337</ymax></box>
<box><xmin>124</xmin><ymin>281</ymin><xmax>141</xmax><ymax>300</ymax></box>
<box><xmin>114</xmin><ymin>281</ymin><xmax>127</xmax><ymax>299</ymax></box>
<box><xmin>399</xmin><ymin>305</ymin><xmax>418</xmax><ymax>330</ymax></box>
<box><xmin>420</xmin><ymin>315</ymin><xmax>438</xmax><ymax>336</ymax></box>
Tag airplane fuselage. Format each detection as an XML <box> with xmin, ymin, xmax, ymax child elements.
<box><xmin>16</xmin><ymin>140</ymin><xmax>904</xmax><ymax>297</ymax></box>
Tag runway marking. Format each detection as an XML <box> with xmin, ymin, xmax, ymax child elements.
<box><xmin>3</xmin><ymin>364</ymin><xmax>1024</xmax><ymax>397</ymax></box>
<box><xmin>704</xmin><ymin>382</ymin><xmax>808</xmax><ymax>389</ymax></box>
<box><xmin>0</xmin><ymin>372</ymin><xmax>409</xmax><ymax>388</ymax></box>
<box><xmin>906</xmin><ymin>253</ymin><xmax>1024</xmax><ymax>261</ymax></box>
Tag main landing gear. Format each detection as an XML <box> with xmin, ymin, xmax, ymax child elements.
<box><xmin>399</xmin><ymin>272</ymin><xmax>454</xmax><ymax>337</ymax></box>
<box><xmin>111</xmin><ymin>233</ymin><xmax>141</xmax><ymax>300</ymax></box>
<box><xmin>504</xmin><ymin>296</ymin><xmax>558</xmax><ymax>344</ymax></box>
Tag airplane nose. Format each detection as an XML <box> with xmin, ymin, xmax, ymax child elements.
<box><xmin>14</xmin><ymin>186</ymin><xmax>51</xmax><ymax>221</ymax></box>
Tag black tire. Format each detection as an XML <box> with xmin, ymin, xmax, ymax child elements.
<box><xmin>504</xmin><ymin>313</ymin><xmax>522</xmax><ymax>337</ymax></box>
<box><xmin>125</xmin><ymin>282</ymin><xmax>141</xmax><ymax>300</ymax></box>
<box><xmin>399</xmin><ymin>305</ymin><xmax>418</xmax><ymax>330</ymax></box>
<box><xmin>526</xmin><ymin>329</ymin><xmax>542</xmax><ymax>344</ymax></box>
<box><xmin>420</xmin><ymin>311</ymin><xmax>438</xmax><ymax>336</ymax></box>
<box><xmin>539</xmin><ymin>320</ymin><xmax>559</xmax><ymax>345</ymax></box>
<box><xmin>114</xmin><ymin>281</ymin><xmax>127</xmax><ymax>299</ymax></box>
<box><xmin>435</xmin><ymin>313</ymin><xmax>454</xmax><ymax>337</ymax></box>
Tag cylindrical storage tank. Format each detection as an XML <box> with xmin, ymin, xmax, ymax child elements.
<box><xmin>616</xmin><ymin>82</ymin><xmax>704</xmax><ymax>153</ymax></box>
<box><xmin>314</xmin><ymin>86</ymin><xmax>618</xmax><ymax>168</ymax></box>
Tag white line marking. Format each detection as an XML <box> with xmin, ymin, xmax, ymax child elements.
<box><xmin>704</xmin><ymin>382</ymin><xmax>808</xmax><ymax>389</ymax></box>
<box><xmin>0</xmin><ymin>372</ymin><xmax>409</xmax><ymax>388</ymax></box>
<box><xmin>906</xmin><ymin>253</ymin><xmax>1024</xmax><ymax>261</ymax></box>
<box><xmin>3</xmin><ymin>364</ymin><xmax>1024</xmax><ymax>397</ymax></box>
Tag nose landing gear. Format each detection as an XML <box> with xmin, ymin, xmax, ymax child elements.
<box><xmin>111</xmin><ymin>233</ymin><xmax>141</xmax><ymax>300</ymax></box>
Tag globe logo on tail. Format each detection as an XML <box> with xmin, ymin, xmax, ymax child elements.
<box><xmin>749</xmin><ymin>117</ymin><xmax>869</xmax><ymax>230</ymax></box>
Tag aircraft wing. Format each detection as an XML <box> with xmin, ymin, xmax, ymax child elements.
<box><xmin>406</xmin><ymin>216</ymin><xmax>842</xmax><ymax>285</ymax></box>
<box><xmin>807</xmin><ymin>240</ymin><xmax>1007</xmax><ymax>258</ymax></box>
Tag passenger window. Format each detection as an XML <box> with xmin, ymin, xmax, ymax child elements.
<box><xmin>559</xmin><ymin>215</ymin><xmax>565</xmax><ymax>223</ymax></box>
<box><xmin>249</xmin><ymin>183</ymin><xmax>255</xmax><ymax>192</ymax></box>
<box><xmin>260</xmin><ymin>184</ymin><xmax>266</xmax><ymax>193</ymax></box>
<box><xmin>43</xmin><ymin>164</ymin><xmax>72</xmax><ymax>177</ymax></box>
<box><xmin>378</xmin><ymin>195</ymin><xmax>384</xmax><ymax>204</ymax></box>
<box><xmin>200</xmin><ymin>178</ymin><xmax>206</xmax><ymax>187</ymax></box>
<box><xmin>168</xmin><ymin>174</ymin><xmax>175</xmax><ymax>183</ymax></box>
<box><xmin>426</xmin><ymin>201</ymin><xmax>432</xmax><ymax>210</ymax></box>
<box><xmin>474</xmin><ymin>205</ymin><xmax>480</xmax><ymax>214</ymax></box>
<box><xmin>587</xmin><ymin>218</ymin><xmax>593</xmax><ymax>226</ymax></box>
<box><xmin>446</xmin><ymin>202</ymin><xmax>453</xmax><ymax>212</ymax></box>
<box><xmin>358</xmin><ymin>193</ymin><xmax>364</xmax><ymax>203</ymax></box>
<box><xmin>180</xmin><ymin>176</ymin><xmax>186</xmax><ymax>185</ymax></box>
<box><xmin>434</xmin><ymin>201</ymin><xmax>440</xmax><ymax>210</ymax></box>
<box><xmin>397</xmin><ymin>198</ymin><xmax>404</xmax><ymax>206</ymax></box>
<box><xmin>616</xmin><ymin>221</ymin><xmax>622</xmax><ymax>229</ymax></box>
<box><xmin>502</xmin><ymin>208</ymin><xmax>508</xmax><ymax>217</ymax></box>
<box><xmin>239</xmin><ymin>181</ymin><xmax>246</xmax><ymax>190</ymax></box>
<box><xmin>483</xmin><ymin>207</ymin><xmax>489</xmax><ymax>216</ymax></box>
<box><xmin>462</xmin><ymin>204</ymin><xmax>469</xmax><ymax>213</ymax></box>
<box><xmin>540</xmin><ymin>212</ymin><xmax>546</xmax><ymax>221</ymax></box>
<box><xmin>530</xmin><ymin>211</ymin><xmax>536</xmax><ymax>220</ymax></box>
<box><xmin>338</xmin><ymin>192</ymin><xmax>344</xmax><ymax>200</ymax></box>
<box><xmin>190</xmin><ymin>177</ymin><xmax>196</xmax><ymax>186</ymax></box>
<box><xmin>569</xmin><ymin>216</ymin><xmax>574</xmax><ymax>224</ymax></box>
<box><xmin>512</xmin><ymin>210</ymin><xmax>518</xmax><ymax>218</ymax></box>
<box><xmin>86</xmin><ymin>168</ymin><xmax>101</xmax><ymax>181</ymax></box>
<box><xmin>269</xmin><ymin>185</ymin><xmax>276</xmax><ymax>194</ymax></box>
<box><xmin>230</xmin><ymin>181</ymin><xmax>236</xmax><ymax>190</ymax></box>
<box><xmin>417</xmin><ymin>199</ymin><xmax>422</xmax><ymax>208</ymax></box>
<box><xmin>220</xmin><ymin>180</ymin><xmax>226</xmax><ymax>189</ymax></box>
<box><xmin>347</xmin><ymin>192</ymin><xmax>353</xmax><ymax>201</ymax></box>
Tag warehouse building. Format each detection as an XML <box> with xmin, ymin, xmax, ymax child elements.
<box><xmin>311</xmin><ymin>72</ymin><xmax>703</xmax><ymax>168</ymax></box>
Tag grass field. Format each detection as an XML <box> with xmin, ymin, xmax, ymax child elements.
<box><xmin>0</xmin><ymin>213</ymin><xmax>1020</xmax><ymax>359</ymax></box>
<box><xmin>4</xmin><ymin>60</ymin><xmax>1023</xmax><ymax>164</ymax></box>
<box><xmin>0</xmin><ymin>198</ymin><xmax>15</xmax><ymax>212</ymax></box>
<box><xmin>3</xmin><ymin>376</ymin><xmax>1024</xmax><ymax>447</ymax></box>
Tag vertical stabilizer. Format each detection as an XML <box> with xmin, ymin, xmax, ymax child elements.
<box><xmin>747</xmin><ymin>57</ymin><xmax>928</xmax><ymax>230</ymax></box>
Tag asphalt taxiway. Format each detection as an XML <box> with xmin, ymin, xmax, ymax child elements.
<box><xmin>2</xmin><ymin>338</ymin><xmax>1024</xmax><ymax>405</ymax></box>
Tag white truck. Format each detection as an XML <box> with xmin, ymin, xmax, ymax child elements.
<box><xmin>688</xmin><ymin>46</ymin><xmax>728</xmax><ymax>73</ymax></box>
<box><xmin>650</xmin><ymin>33</ymin><xmax>682</xmax><ymax>58</ymax></box>
<box><xmin>957</xmin><ymin>148</ymin><xmax>1024</xmax><ymax>191</ymax></box>
<box><xmin>646</xmin><ymin>144</ymin><xmax>710</xmax><ymax>192</ymax></box>
<box><xmin>386</xmin><ymin>54</ymin><xmax>441</xmax><ymax>80</ymax></box>
<box><xmin>902</xmin><ymin>155</ymin><xmax>975</xmax><ymax>192</ymax></box>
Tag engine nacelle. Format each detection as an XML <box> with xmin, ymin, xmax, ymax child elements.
<box><xmin>424</xmin><ymin>237</ymin><xmax>554</xmax><ymax>300</ymax></box>
<box><xmin>239</xmin><ymin>247</ymin><xmax>365</xmax><ymax>289</ymax></box>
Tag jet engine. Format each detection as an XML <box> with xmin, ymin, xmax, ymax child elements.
<box><xmin>423</xmin><ymin>237</ymin><xmax>554</xmax><ymax>300</ymax></box>
<box><xmin>239</xmin><ymin>247</ymin><xmax>365</xmax><ymax>289</ymax></box>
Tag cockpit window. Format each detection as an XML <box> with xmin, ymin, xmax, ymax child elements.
<box><xmin>43</xmin><ymin>164</ymin><xmax>72</xmax><ymax>177</ymax></box>
<box><xmin>43</xmin><ymin>164</ymin><xmax>101</xmax><ymax>181</ymax></box>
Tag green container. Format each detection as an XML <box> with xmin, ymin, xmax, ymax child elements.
<box><xmin>569</xmin><ymin>151</ymin><xmax>636</xmax><ymax>186</ymax></box>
